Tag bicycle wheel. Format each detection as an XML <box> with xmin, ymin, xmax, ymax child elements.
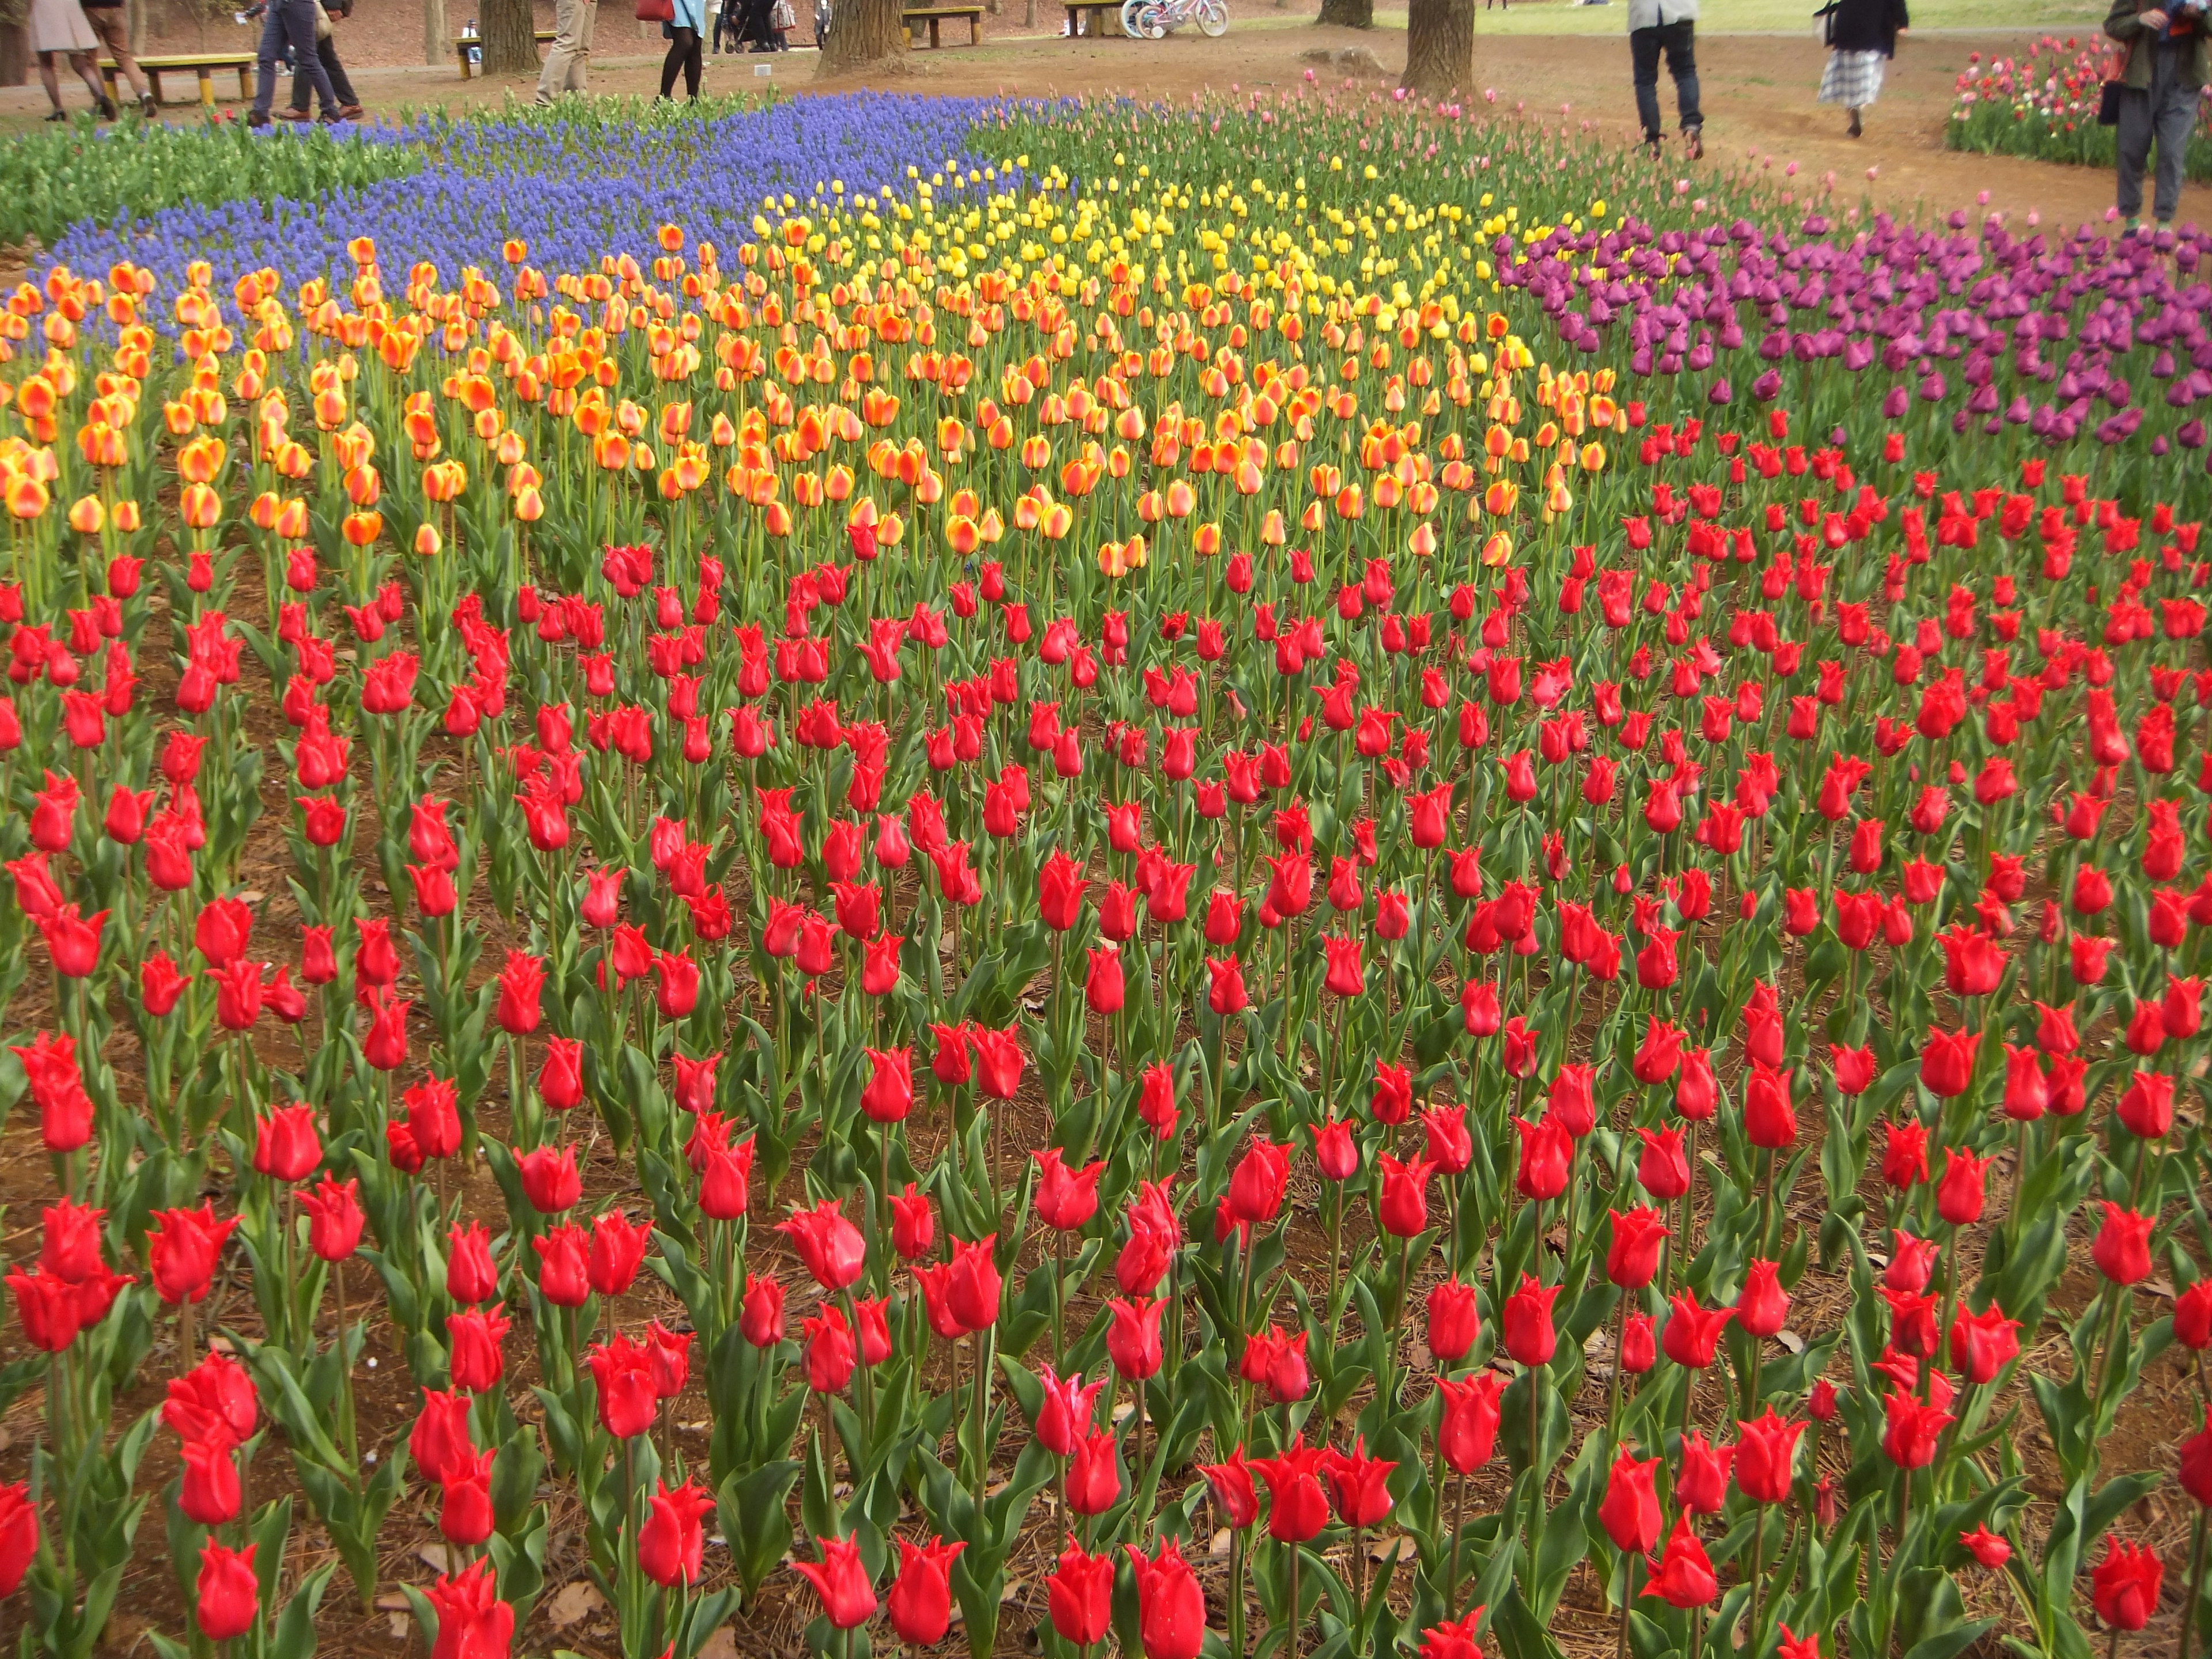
<box><xmin>1196</xmin><ymin>0</ymin><xmax>1226</xmax><ymax>34</ymax></box>
<box><xmin>1137</xmin><ymin>1</ymin><xmax>1171</xmax><ymax>33</ymax></box>
<box><xmin>1120</xmin><ymin>0</ymin><xmax>1146</xmax><ymax>36</ymax></box>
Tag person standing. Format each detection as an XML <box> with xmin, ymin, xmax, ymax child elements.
<box><xmin>248</xmin><ymin>0</ymin><xmax>336</xmax><ymax>126</ymax></box>
<box><xmin>657</xmin><ymin>0</ymin><xmax>704</xmax><ymax>96</ymax></box>
<box><xmin>1816</xmin><ymin>0</ymin><xmax>1907</xmax><ymax>136</ymax></box>
<box><xmin>1627</xmin><ymin>0</ymin><xmax>1702</xmax><ymax>158</ymax></box>
<box><xmin>2105</xmin><ymin>0</ymin><xmax>2207</xmax><ymax>232</ymax></box>
<box><xmin>78</xmin><ymin>0</ymin><xmax>156</xmax><ymax>117</ymax></box>
<box><xmin>289</xmin><ymin>0</ymin><xmax>365</xmax><ymax>121</ymax></box>
<box><xmin>536</xmin><ymin>0</ymin><xmax>596</xmax><ymax>101</ymax></box>
<box><xmin>31</xmin><ymin>0</ymin><xmax>114</xmax><ymax>121</ymax></box>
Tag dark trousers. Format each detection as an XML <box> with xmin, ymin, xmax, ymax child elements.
<box><xmin>2116</xmin><ymin>46</ymin><xmax>2198</xmax><ymax>224</ymax></box>
<box><xmin>291</xmin><ymin>35</ymin><xmax>355</xmax><ymax>109</ymax></box>
<box><xmin>659</xmin><ymin>23</ymin><xmax>700</xmax><ymax>93</ymax></box>
<box><xmin>711</xmin><ymin>3</ymin><xmax>741</xmax><ymax>48</ymax></box>
<box><xmin>1630</xmin><ymin>19</ymin><xmax>1700</xmax><ymax>139</ymax></box>
<box><xmin>253</xmin><ymin>0</ymin><xmax>334</xmax><ymax>115</ymax></box>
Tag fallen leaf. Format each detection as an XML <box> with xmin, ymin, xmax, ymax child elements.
<box><xmin>1368</xmin><ymin>1535</ymin><xmax>1415</xmax><ymax>1564</ymax></box>
<box><xmin>1777</xmin><ymin>1327</ymin><xmax>1806</xmax><ymax>1354</ymax></box>
<box><xmin>1210</xmin><ymin>1528</ymin><xmax>1232</xmax><ymax>1557</ymax></box>
<box><xmin>386</xmin><ymin>1613</ymin><xmax>411</xmax><ymax>1642</ymax></box>
<box><xmin>547</xmin><ymin>1582</ymin><xmax>606</xmax><ymax>1629</ymax></box>
<box><xmin>373</xmin><ymin>1593</ymin><xmax>411</xmax><ymax>1612</ymax></box>
<box><xmin>415</xmin><ymin>1544</ymin><xmax>456</xmax><ymax>1575</ymax></box>
<box><xmin>696</xmin><ymin>1628</ymin><xmax>740</xmax><ymax>1659</ymax></box>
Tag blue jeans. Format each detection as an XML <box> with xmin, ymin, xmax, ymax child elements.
<box><xmin>1631</xmin><ymin>20</ymin><xmax>1700</xmax><ymax>141</ymax></box>
<box><xmin>254</xmin><ymin>0</ymin><xmax>334</xmax><ymax>116</ymax></box>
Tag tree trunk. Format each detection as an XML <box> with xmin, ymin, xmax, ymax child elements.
<box><xmin>0</xmin><ymin>14</ymin><xmax>25</xmax><ymax>84</ymax></box>
<box><xmin>125</xmin><ymin>0</ymin><xmax>145</xmax><ymax>53</ymax></box>
<box><xmin>422</xmin><ymin>0</ymin><xmax>446</xmax><ymax>64</ymax></box>
<box><xmin>1400</xmin><ymin>0</ymin><xmax>1469</xmax><ymax>95</ymax></box>
<box><xmin>478</xmin><ymin>0</ymin><xmax>538</xmax><ymax>72</ymax></box>
<box><xmin>1316</xmin><ymin>0</ymin><xmax>1369</xmax><ymax>27</ymax></box>
<box><xmin>815</xmin><ymin>0</ymin><xmax>903</xmax><ymax>72</ymax></box>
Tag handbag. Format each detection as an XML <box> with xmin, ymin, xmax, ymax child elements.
<box><xmin>2097</xmin><ymin>43</ymin><xmax>2129</xmax><ymax>123</ymax></box>
<box><xmin>636</xmin><ymin>0</ymin><xmax>675</xmax><ymax>22</ymax></box>
<box><xmin>1812</xmin><ymin>2</ymin><xmax>1836</xmax><ymax>43</ymax></box>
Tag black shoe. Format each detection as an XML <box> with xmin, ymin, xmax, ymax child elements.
<box><xmin>44</xmin><ymin>109</ymin><xmax>67</xmax><ymax>122</ymax></box>
<box><xmin>247</xmin><ymin>110</ymin><xmax>271</xmax><ymax>126</ymax></box>
<box><xmin>1847</xmin><ymin>108</ymin><xmax>1862</xmax><ymax>137</ymax></box>
<box><xmin>139</xmin><ymin>92</ymin><xmax>158</xmax><ymax>116</ymax></box>
<box><xmin>99</xmin><ymin>96</ymin><xmax>118</xmax><ymax>119</ymax></box>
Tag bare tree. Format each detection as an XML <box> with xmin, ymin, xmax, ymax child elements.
<box><xmin>1400</xmin><ymin>0</ymin><xmax>1469</xmax><ymax>95</ymax></box>
<box><xmin>1317</xmin><ymin>0</ymin><xmax>1370</xmax><ymax>28</ymax></box>
<box><xmin>423</xmin><ymin>0</ymin><xmax>446</xmax><ymax>65</ymax></box>
<box><xmin>816</xmin><ymin>0</ymin><xmax>905</xmax><ymax>73</ymax></box>
<box><xmin>478</xmin><ymin>0</ymin><xmax>540</xmax><ymax>73</ymax></box>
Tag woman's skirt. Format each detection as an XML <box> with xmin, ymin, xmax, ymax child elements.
<box><xmin>31</xmin><ymin>0</ymin><xmax>99</xmax><ymax>56</ymax></box>
<box><xmin>1818</xmin><ymin>48</ymin><xmax>1885</xmax><ymax>106</ymax></box>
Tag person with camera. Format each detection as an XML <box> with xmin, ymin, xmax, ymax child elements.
<box><xmin>2105</xmin><ymin>0</ymin><xmax>2207</xmax><ymax>231</ymax></box>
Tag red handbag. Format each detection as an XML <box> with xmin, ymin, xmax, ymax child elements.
<box><xmin>636</xmin><ymin>0</ymin><xmax>675</xmax><ymax>21</ymax></box>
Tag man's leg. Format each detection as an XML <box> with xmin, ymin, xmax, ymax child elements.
<box><xmin>67</xmin><ymin>49</ymin><xmax>112</xmax><ymax>111</ymax></box>
<box><xmin>567</xmin><ymin>0</ymin><xmax>594</xmax><ymax>90</ymax></box>
<box><xmin>281</xmin><ymin>0</ymin><xmax>336</xmax><ymax>107</ymax></box>
<box><xmin>251</xmin><ymin>1</ymin><xmax>286</xmax><ymax>118</ymax></box>
<box><xmin>87</xmin><ymin>10</ymin><xmax>152</xmax><ymax>101</ymax></box>
<box><xmin>1630</xmin><ymin>26</ymin><xmax>1662</xmax><ymax>141</ymax></box>
<box><xmin>2113</xmin><ymin>85</ymin><xmax>2153</xmax><ymax>222</ymax></box>
<box><xmin>2151</xmin><ymin>72</ymin><xmax>2194</xmax><ymax>223</ymax></box>
<box><xmin>1665</xmin><ymin>20</ymin><xmax>1701</xmax><ymax>134</ymax></box>
<box><xmin>536</xmin><ymin>0</ymin><xmax>577</xmax><ymax>101</ymax></box>
<box><xmin>320</xmin><ymin>37</ymin><xmax>358</xmax><ymax>105</ymax></box>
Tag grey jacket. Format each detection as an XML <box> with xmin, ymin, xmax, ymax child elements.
<box><xmin>1628</xmin><ymin>0</ymin><xmax>1696</xmax><ymax>29</ymax></box>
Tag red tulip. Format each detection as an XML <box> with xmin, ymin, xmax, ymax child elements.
<box><xmin>1035</xmin><ymin>1365</ymin><xmax>1108</xmax><ymax>1456</ymax></box>
<box><xmin>1066</xmin><ymin>1425</ymin><xmax>1123</xmax><ymax>1514</ymax></box>
<box><xmin>1108</xmin><ymin>1296</ymin><xmax>1166</xmax><ymax>1381</ymax></box>
<box><xmin>862</xmin><ymin>1046</ymin><xmax>914</xmax><ymax>1123</ymax></box>
<box><xmin>438</xmin><ymin>1446</ymin><xmax>497</xmax><ymax>1548</ymax></box>
<box><xmin>300</xmin><ymin>1176</ymin><xmax>364</xmax><ymax>1262</ymax></box>
<box><xmin>586</xmin><ymin>1210</ymin><xmax>651</xmax><ymax>1297</ymax></box>
<box><xmin>1200</xmin><ymin>1447</ymin><xmax>1258</xmax><ymax>1529</ymax></box>
<box><xmin>1599</xmin><ymin>1448</ymin><xmax>1662</xmax><ymax>1553</ymax></box>
<box><xmin>1960</xmin><ymin>1526</ymin><xmax>2013</xmax><ymax>1569</ymax></box>
<box><xmin>517</xmin><ymin>1143</ymin><xmax>581</xmax><ymax>1214</ymax></box>
<box><xmin>1881</xmin><ymin>1387</ymin><xmax>1952</xmax><ymax>1469</ymax></box>
<box><xmin>1661</xmin><ymin>1289</ymin><xmax>1733</xmax><ymax>1369</ymax></box>
<box><xmin>2092</xmin><ymin>1202</ymin><xmax>2154</xmax><ymax>1285</ymax></box>
<box><xmin>1035</xmin><ymin>1149</ymin><xmax>1104</xmax><ymax>1232</ymax></box>
<box><xmin>1736</xmin><ymin>1258</ymin><xmax>1790</xmax><ymax>1338</ymax></box>
<box><xmin>802</xmin><ymin>1302</ymin><xmax>856</xmax><ymax>1394</ymax></box>
<box><xmin>777</xmin><ymin>1200</ymin><xmax>866</xmax><ymax>1291</ymax></box>
<box><xmin>1252</xmin><ymin>1434</ymin><xmax>1330</xmax><ymax>1541</ymax></box>
<box><xmin>1048</xmin><ymin>1537</ymin><xmax>1115</xmax><ymax>1646</ymax></box>
<box><xmin>1438</xmin><ymin>1369</ymin><xmax>1506</xmax><ymax>1475</ymax></box>
<box><xmin>1502</xmin><ymin>1272</ymin><xmax>1558</xmax><ymax>1367</ymax></box>
<box><xmin>638</xmin><ymin>1479</ymin><xmax>715</xmax><ymax>1588</ymax></box>
<box><xmin>194</xmin><ymin>1539</ymin><xmax>259</xmax><ymax>1641</ymax></box>
<box><xmin>1378</xmin><ymin>1153</ymin><xmax>1434</xmax><ymax>1237</ymax></box>
<box><xmin>1675</xmin><ymin>1429</ymin><xmax>1734</xmax><ymax>1514</ymax></box>
<box><xmin>1426</xmin><ymin>1278</ymin><xmax>1482</xmax><ymax>1365</ymax></box>
<box><xmin>423</xmin><ymin>1558</ymin><xmax>514</xmax><ymax>1659</ymax></box>
<box><xmin>1733</xmin><ymin>1408</ymin><xmax>1804</xmax><ymax>1503</ymax></box>
<box><xmin>888</xmin><ymin>1536</ymin><xmax>967</xmax><ymax>1645</ymax></box>
<box><xmin>1936</xmin><ymin>1147</ymin><xmax>1993</xmax><ymax>1227</ymax></box>
<box><xmin>2090</xmin><ymin>1541</ymin><xmax>2164</xmax><ymax>1632</ymax></box>
<box><xmin>411</xmin><ymin>1388</ymin><xmax>476</xmax><ymax>1484</ymax></box>
<box><xmin>1641</xmin><ymin>1514</ymin><xmax>1718</xmax><ymax>1608</ymax></box>
<box><xmin>149</xmin><ymin>1203</ymin><xmax>239</xmax><ymax>1306</ymax></box>
<box><xmin>164</xmin><ymin>1351</ymin><xmax>257</xmax><ymax>1443</ymax></box>
<box><xmin>1606</xmin><ymin>1207</ymin><xmax>1671</xmax><ymax>1290</ymax></box>
<box><xmin>741</xmin><ymin>1275</ymin><xmax>786</xmax><ymax>1347</ymax></box>
<box><xmin>794</xmin><ymin>1535</ymin><xmax>878</xmax><ymax>1630</ymax></box>
<box><xmin>0</xmin><ymin>1482</ymin><xmax>37</xmax><ymax>1598</ymax></box>
<box><xmin>1320</xmin><ymin>1436</ymin><xmax>1396</xmax><ymax>1527</ymax></box>
<box><xmin>446</xmin><ymin>1304</ymin><xmax>510</xmax><ymax>1392</ymax></box>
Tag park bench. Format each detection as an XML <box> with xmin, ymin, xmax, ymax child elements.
<box><xmin>903</xmin><ymin>3</ymin><xmax>980</xmax><ymax>42</ymax></box>
<box><xmin>1062</xmin><ymin>1</ymin><xmax>1116</xmax><ymax>32</ymax></box>
<box><xmin>98</xmin><ymin>51</ymin><xmax>255</xmax><ymax>106</ymax></box>
<box><xmin>453</xmin><ymin>29</ymin><xmax>558</xmax><ymax>75</ymax></box>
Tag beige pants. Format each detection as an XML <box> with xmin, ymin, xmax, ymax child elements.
<box><xmin>535</xmin><ymin>0</ymin><xmax>594</xmax><ymax>100</ymax></box>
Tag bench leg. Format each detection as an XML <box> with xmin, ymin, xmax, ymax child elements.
<box><xmin>929</xmin><ymin>17</ymin><xmax>938</xmax><ymax>43</ymax></box>
<box><xmin>969</xmin><ymin>14</ymin><xmax>978</xmax><ymax>40</ymax></box>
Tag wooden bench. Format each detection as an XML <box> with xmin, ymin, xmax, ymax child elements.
<box><xmin>453</xmin><ymin>28</ymin><xmax>557</xmax><ymax>76</ymax></box>
<box><xmin>902</xmin><ymin>3</ymin><xmax>980</xmax><ymax>41</ymax></box>
<box><xmin>1062</xmin><ymin>0</ymin><xmax>1117</xmax><ymax>32</ymax></box>
<box><xmin>99</xmin><ymin>52</ymin><xmax>255</xmax><ymax>106</ymax></box>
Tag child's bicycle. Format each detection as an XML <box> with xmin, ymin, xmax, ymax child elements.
<box><xmin>1118</xmin><ymin>0</ymin><xmax>1227</xmax><ymax>37</ymax></box>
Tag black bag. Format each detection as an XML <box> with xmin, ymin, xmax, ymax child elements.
<box><xmin>2098</xmin><ymin>77</ymin><xmax>2124</xmax><ymax>123</ymax></box>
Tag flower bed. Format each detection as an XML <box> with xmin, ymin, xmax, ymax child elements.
<box><xmin>1944</xmin><ymin>36</ymin><xmax>2212</xmax><ymax>180</ymax></box>
<box><xmin>0</xmin><ymin>86</ymin><xmax>2206</xmax><ymax>1659</ymax></box>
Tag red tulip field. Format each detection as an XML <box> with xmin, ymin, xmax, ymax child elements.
<box><xmin>0</xmin><ymin>84</ymin><xmax>2207</xmax><ymax>1659</ymax></box>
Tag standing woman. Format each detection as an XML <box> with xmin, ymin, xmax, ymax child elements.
<box><xmin>1817</xmin><ymin>0</ymin><xmax>1908</xmax><ymax>137</ymax></box>
<box><xmin>657</xmin><ymin>0</ymin><xmax>705</xmax><ymax>99</ymax></box>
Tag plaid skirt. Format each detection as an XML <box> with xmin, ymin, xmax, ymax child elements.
<box><xmin>1819</xmin><ymin>48</ymin><xmax>1885</xmax><ymax>106</ymax></box>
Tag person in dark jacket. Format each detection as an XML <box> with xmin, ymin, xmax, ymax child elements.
<box><xmin>2105</xmin><ymin>0</ymin><xmax>2207</xmax><ymax>230</ymax></box>
<box><xmin>1817</xmin><ymin>0</ymin><xmax>1907</xmax><ymax>136</ymax></box>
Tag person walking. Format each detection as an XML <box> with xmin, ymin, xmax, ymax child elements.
<box><xmin>31</xmin><ymin>0</ymin><xmax>114</xmax><ymax>121</ymax></box>
<box><xmin>535</xmin><ymin>0</ymin><xmax>597</xmax><ymax>101</ymax></box>
<box><xmin>1816</xmin><ymin>0</ymin><xmax>1907</xmax><ymax>135</ymax></box>
<box><xmin>2105</xmin><ymin>0</ymin><xmax>2207</xmax><ymax>232</ymax></box>
<box><xmin>248</xmin><ymin>0</ymin><xmax>336</xmax><ymax>126</ymax></box>
<box><xmin>78</xmin><ymin>0</ymin><xmax>156</xmax><ymax>117</ymax></box>
<box><xmin>1627</xmin><ymin>0</ymin><xmax>1702</xmax><ymax>158</ymax></box>
<box><xmin>657</xmin><ymin>0</ymin><xmax>705</xmax><ymax>96</ymax></box>
<box><xmin>289</xmin><ymin>0</ymin><xmax>365</xmax><ymax>122</ymax></box>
